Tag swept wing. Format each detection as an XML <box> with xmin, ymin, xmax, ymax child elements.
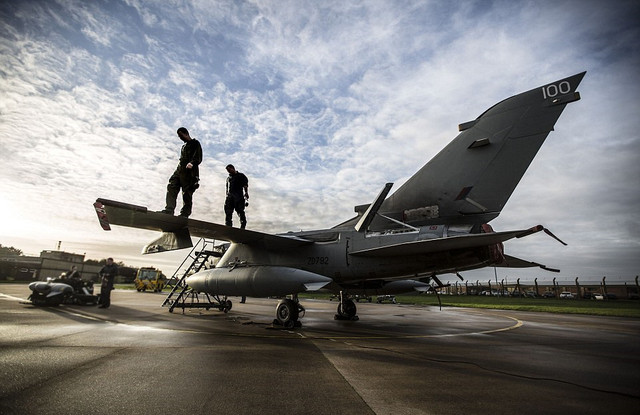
<box><xmin>94</xmin><ymin>198</ymin><xmax>312</xmax><ymax>253</ymax></box>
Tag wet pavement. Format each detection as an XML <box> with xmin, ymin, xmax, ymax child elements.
<box><xmin>1</xmin><ymin>283</ymin><xmax>639</xmax><ymax>414</ymax></box>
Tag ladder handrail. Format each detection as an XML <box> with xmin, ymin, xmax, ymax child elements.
<box><xmin>161</xmin><ymin>238</ymin><xmax>214</xmax><ymax>307</ymax></box>
<box><xmin>166</xmin><ymin>253</ymin><xmax>212</xmax><ymax>312</ymax></box>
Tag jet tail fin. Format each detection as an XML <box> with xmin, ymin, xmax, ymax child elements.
<box><xmin>344</xmin><ymin>72</ymin><xmax>585</xmax><ymax>230</ymax></box>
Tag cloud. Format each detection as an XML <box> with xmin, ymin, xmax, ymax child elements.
<box><xmin>0</xmin><ymin>0</ymin><xmax>639</xmax><ymax>278</ymax></box>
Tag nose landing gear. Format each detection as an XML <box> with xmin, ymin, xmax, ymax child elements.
<box><xmin>334</xmin><ymin>291</ymin><xmax>359</xmax><ymax>321</ymax></box>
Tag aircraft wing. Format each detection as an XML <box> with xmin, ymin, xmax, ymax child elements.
<box><xmin>349</xmin><ymin>225</ymin><xmax>544</xmax><ymax>257</ymax></box>
<box><xmin>94</xmin><ymin>198</ymin><xmax>313</xmax><ymax>253</ymax></box>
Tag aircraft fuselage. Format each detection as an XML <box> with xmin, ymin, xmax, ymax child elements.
<box><xmin>214</xmin><ymin>225</ymin><xmax>492</xmax><ymax>286</ymax></box>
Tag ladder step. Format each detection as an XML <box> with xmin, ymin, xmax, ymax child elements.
<box><xmin>195</xmin><ymin>250</ymin><xmax>223</xmax><ymax>257</ymax></box>
<box><xmin>162</xmin><ymin>238</ymin><xmax>227</xmax><ymax>309</ymax></box>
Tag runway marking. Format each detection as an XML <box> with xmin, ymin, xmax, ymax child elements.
<box><xmin>2</xmin><ymin>293</ymin><xmax>162</xmax><ymax>329</ymax></box>
<box><xmin>72</xmin><ymin>308</ymin><xmax>523</xmax><ymax>340</ymax></box>
<box><xmin>4</xmin><ymin>292</ymin><xmax>523</xmax><ymax>340</ymax></box>
<box><xmin>0</xmin><ymin>293</ymin><xmax>29</xmax><ymax>302</ymax></box>
<box><xmin>1</xmin><ymin>295</ymin><xmax>193</xmax><ymax>333</ymax></box>
<box><xmin>32</xmin><ymin>309</ymin><xmax>522</xmax><ymax>340</ymax></box>
<box><xmin>298</xmin><ymin>311</ymin><xmax>523</xmax><ymax>340</ymax></box>
<box><xmin>58</xmin><ymin>309</ymin><xmax>105</xmax><ymax>322</ymax></box>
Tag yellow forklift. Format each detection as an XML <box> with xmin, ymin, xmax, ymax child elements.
<box><xmin>134</xmin><ymin>267</ymin><xmax>166</xmax><ymax>292</ymax></box>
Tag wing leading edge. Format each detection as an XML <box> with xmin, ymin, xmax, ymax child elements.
<box><xmin>93</xmin><ymin>198</ymin><xmax>312</xmax><ymax>253</ymax></box>
<box><xmin>349</xmin><ymin>225</ymin><xmax>545</xmax><ymax>257</ymax></box>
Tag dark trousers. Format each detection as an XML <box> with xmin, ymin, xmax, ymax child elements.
<box><xmin>99</xmin><ymin>286</ymin><xmax>112</xmax><ymax>307</ymax></box>
<box><xmin>224</xmin><ymin>195</ymin><xmax>246</xmax><ymax>228</ymax></box>
<box><xmin>165</xmin><ymin>169</ymin><xmax>197</xmax><ymax>217</ymax></box>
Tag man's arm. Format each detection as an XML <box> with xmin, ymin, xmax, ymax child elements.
<box><xmin>191</xmin><ymin>141</ymin><xmax>203</xmax><ymax>166</ymax></box>
<box><xmin>186</xmin><ymin>141</ymin><xmax>203</xmax><ymax>169</ymax></box>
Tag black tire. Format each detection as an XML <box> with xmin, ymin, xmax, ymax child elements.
<box><xmin>276</xmin><ymin>299</ymin><xmax>299</xmax><ymax>326</ymax></box>
<box><xmin>223</xmin><ymin>299</ymin><xmax>232</xmax><ymax>313</ymax></box>
<box><xmin>337</xmin><ymin>299</ymin><xmax>357</xmax><ymax>319</ymax></box>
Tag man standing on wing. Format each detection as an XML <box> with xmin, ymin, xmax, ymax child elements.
<box><xmin>224</xmin><ymin>164</ymin><xmax>249</xmax><ymax>229</ymax></box>
<box><xmin>161</xmin><ymin>127</ymin><xmax>202</xmax><ymax>218</ymax></box>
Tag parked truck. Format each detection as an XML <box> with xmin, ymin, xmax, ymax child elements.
<box><xmin>134</xmin><ymin>267</ymin><xmax>166</xmax><ymax>292</ymax></box>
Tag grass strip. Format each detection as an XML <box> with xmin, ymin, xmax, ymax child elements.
<box><xmin>301</xmin><ymin>293</ymin><xmax>640</xmax><ymax>318</ymax></box>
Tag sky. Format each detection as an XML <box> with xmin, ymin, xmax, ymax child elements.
<box><xmin>1</xmin><ymin>0</ymin><xmax>638</xmax><ymax>283</ymax></box>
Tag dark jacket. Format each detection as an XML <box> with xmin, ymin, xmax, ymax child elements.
<box><xmin>226</xmin><ymin>172</ymin><xmax>248</xmax><ymax>197</ymax></box>
<box><xmin>99</xmin><ymin>263</ymin><xmax>118</xmax><ymax>290</ymax></box>
<box><xmin>178</xmin><ymin>139</ymin><xmax>203</xmax><ymax>178</ymax></box>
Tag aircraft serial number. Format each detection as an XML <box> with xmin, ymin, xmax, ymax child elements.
<box><xmin>542</xmin><ymin>81</ymin><xmax>571</xmax><ymax>99</ymax></box>
<box><xmin>307</xmin><ymin>256</ymin><xmax>329</xmax><ymax>265</ymax></box>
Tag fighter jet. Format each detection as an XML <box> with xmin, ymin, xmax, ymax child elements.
<box><xmin>94</xmin><ymin>72</ymin><xmax>585</xmax><ymax>327</ymax></box>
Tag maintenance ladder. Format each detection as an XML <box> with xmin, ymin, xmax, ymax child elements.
<box><xmin>161</xmin><ymin>238</ymin><xmax>229</xmax><ymax>313</ymax></box>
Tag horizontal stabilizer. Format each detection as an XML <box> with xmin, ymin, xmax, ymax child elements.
<box><xmin>93</xmin><ymin>198</ymin><xmax>313</xmax><ymax>252</ymax></box>
<box><xmin>349</xmin><ymin>225</ymin><xmax>544</xmax><ymax>257</ymax></box>
<box><xmin>496</xmin><ymin>254</ymin><xmax>560</xmax><ymax>272</ymax></box>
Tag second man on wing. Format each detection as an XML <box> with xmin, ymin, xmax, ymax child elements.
<box><xmin>224</xmin><ymin>164</ymin><xmax>249</xmax><ymax>229</ymax></box>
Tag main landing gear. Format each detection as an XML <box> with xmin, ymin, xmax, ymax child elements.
<box><xmin>273</xmin><ymin>295</ymin><xmax>305</xmax><ymax>328</ymax></box>
<box><xmin>334</xmin><ymin>291</ymin><xmax>359</xmax><ymax>321</ymax></box>
<box><xmin>272</xmin><ymin>291</ymin><xmax>359</xmax><ymax>328</ymax></box>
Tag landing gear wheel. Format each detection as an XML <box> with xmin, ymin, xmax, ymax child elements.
<box><xmin>276</xmin><ymin>299</ymin><xmax>299</xmax><ymax>326</ymax></box>
<box><xmin>336</xmin><ymin>298</ymin><xmax>358</xmax><ymax>320</ymax></box>
<box><xmin>223</xmin><ymin>299</ymin><xmax>233</xmax><ymax>313</ymax></box>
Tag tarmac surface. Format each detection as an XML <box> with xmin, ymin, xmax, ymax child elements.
<box><xmin>1</xmin><ymin>283</ymin><xmax>639</xmax><ymax>415</ymax></box>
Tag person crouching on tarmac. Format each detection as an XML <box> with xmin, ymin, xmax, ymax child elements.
<box><xmin>224</xmin><ymin>164</ymin><xmax>249</xmax><ymax>229</ymax></box>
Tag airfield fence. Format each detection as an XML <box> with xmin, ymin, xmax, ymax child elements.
<box><xmin>441</xmin><ymin>276</ymin><xmax>639</xmax><ymax>299</ymax></box>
